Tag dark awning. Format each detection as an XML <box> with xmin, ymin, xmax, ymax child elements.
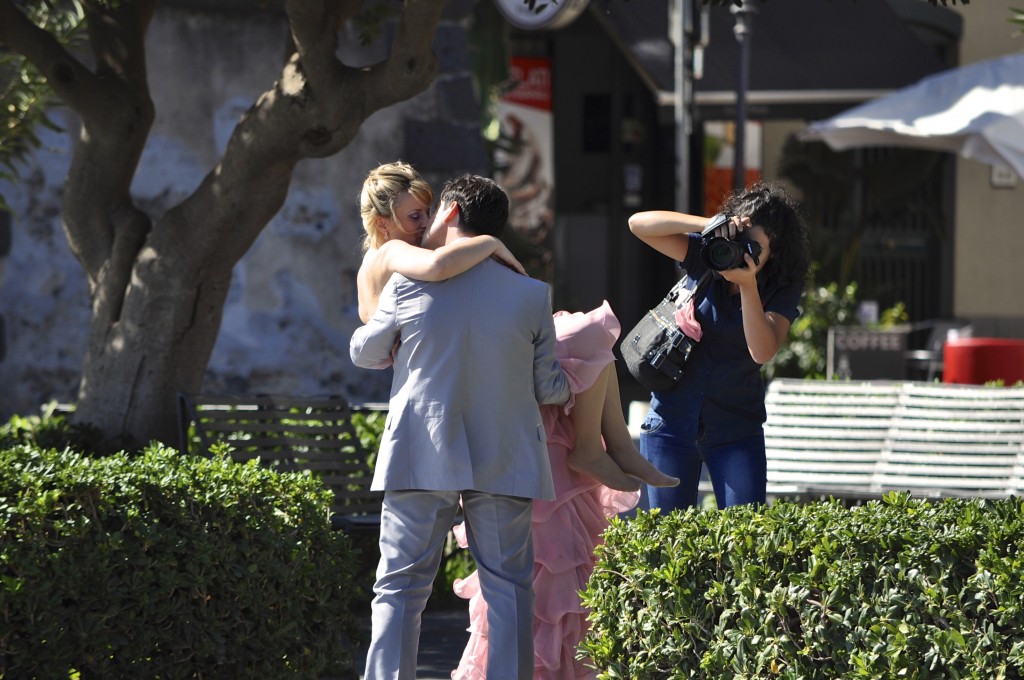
<box><xmin>592</xmin><ymin>0</ymin><xmax>961</xmax><ymax>120</ymax></box>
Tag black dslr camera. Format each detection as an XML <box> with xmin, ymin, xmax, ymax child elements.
<box><xmin>699</xmin><ymin>213</ymin><xmax>762</xmax><ymax>272</ymax></box>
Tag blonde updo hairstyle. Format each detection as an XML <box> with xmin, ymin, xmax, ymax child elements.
<box><xmin>359</xmin><ymin>162</ymin><xmax>434</xmax><ymax>252</ymax></box>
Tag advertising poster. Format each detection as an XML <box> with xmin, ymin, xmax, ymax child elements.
<box><xmin>494</xmin><ymin>56</ymin><xmax>556</xmax><ymax>282</ymax></box>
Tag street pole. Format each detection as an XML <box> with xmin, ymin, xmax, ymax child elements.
<box><xmin>673</xmin><ymin>0</ymin><xmax>691</xmax><ymax>213</ymax></box>
<box><xmin>731</xmin><ymin>1</ymin><xmax>756</xmax><ymax>193</ymax></box>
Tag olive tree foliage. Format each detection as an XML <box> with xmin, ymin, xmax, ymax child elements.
<box><xmin>0</xmin><ymin>0</ymin><xmax>449</xmax><ymax>451</ymax></box>
<box><xmin>0</xmin><ymin>2</ymin><xmax>83</xmax><ymax>211</ymax></box>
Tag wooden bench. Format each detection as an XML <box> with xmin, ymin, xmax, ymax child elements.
<box><xmin>765</xmin><ymin>378</ymin><xmax>1024</xmax><ymax>502</ymax></box>
<box><xmin>177</xmin><ymin>393</ymin><xmax>385</xmax><ymax>532</ymax></box>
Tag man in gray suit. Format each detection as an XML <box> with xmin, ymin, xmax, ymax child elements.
<box><xmin>350</xmin><ymin>174</ymin><xmax>570</xmax><ymax>680</ymax></box>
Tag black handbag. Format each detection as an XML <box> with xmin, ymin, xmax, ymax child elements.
<box><xmin>620</xmin><ymin>271</ymin><xmax>712</xmax><ymax>392</ymax></box>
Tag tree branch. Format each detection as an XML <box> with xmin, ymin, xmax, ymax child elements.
<box><xmin>158</xmin><ymin>0</ymin><xmax>446</xmax><ymax>277</ymax></box>
<box><xmin>284</xmin><ymin>0</ymin><xmax>345</xmax><ymax>94</ymax></box>
<box><xmin>58</xmin><ymin>1</ymin><xmax>157</xmax><ymax>290</ymax></box>
<box><xmin>359</xmin><ymin>0</ymin><xmax>446</xmax><ymax>113</ymax></box>
<box><xmin>154</xmin><ymin>88</ymin><xmax>303</xmax><ymax>274</ymax></box>
<box><xmin>91</xmin><ymin>205</ymin><xmax>151</xmax><ymax>326</ymax></box>
<box><xmin>83</xmin><ymin>0</ymin><xmax>159</xmax><ymax>93</ymax></box>
<box><xmin>0</xmin><ymin>0</ymin><xmax>102</xmax><ymax>113</ymax></box>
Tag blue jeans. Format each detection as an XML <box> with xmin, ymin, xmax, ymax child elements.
<box><xmin>639</xmin><ymin>410</ymin><xmax>766</xmax><ymax>511</ymax></box>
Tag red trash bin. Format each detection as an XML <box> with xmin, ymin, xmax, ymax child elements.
<box><xmin>943</xmin><ymin>337</ymin><xmax>1024</xmax><ymax>385</ymax></box>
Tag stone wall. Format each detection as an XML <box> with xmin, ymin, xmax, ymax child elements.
<box><xmin>0</xmin><ymin>2</ymin><xmax>487</xmax><ymax>419</ymax></box>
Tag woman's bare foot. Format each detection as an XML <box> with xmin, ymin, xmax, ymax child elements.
<box><xmin>567</xmin><ymin>446</ymin><xmax>642</xmax><ymax>492</ymax></box>
<box><xmin>594</xmin><ymin>365</ymin><xmax>679</xmax><ymax>488</ymax></box>
<box><xmin>606</xmin><ymin>444</ymin><xmax>680</xmax><ymax>487</ymax></box>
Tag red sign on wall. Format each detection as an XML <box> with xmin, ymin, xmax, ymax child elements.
<box><xmin>503</xmin><ymin>57</ymin><xmax>552</xmax><ymax>112</ymax></box>
<box><xmin>494</xmin><ymin>56</ymin><xmax>555</xmax><ymax>281</ymax></box>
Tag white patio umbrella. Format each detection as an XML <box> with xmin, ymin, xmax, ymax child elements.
<box><xmin>798</xmin><ymin>53</ymin><xmax>1024</xmax><ymax>177</ymax></box>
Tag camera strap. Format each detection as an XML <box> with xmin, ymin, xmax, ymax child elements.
<box><xmin>668</xmin><ymin>270</ymin><xmax>713</xmax><ymax>308</ymax></box>
<box><xmin>700</xmin><ymin>213</ymin><xmax>731</xmax><ymax>236</ymax></box>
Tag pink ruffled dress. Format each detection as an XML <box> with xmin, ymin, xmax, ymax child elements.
<box><xmin>451</xmin><ymin>301</ymin><xmax>641</xmax><ymax>680</ymax></box>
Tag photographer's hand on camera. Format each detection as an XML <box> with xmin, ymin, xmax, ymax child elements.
<box><xmin>711</xmin><ymin>215</ymin><xmax>751</xmax><ymax>241</ymax></box>
<box><xmin>716</xmin><ymin>217</ymin><xmax>756</xmax><ymax>285</ymax></box>
<box><xmin>718</xmin><ymin>250</ymin><xmax>759</xmax><ymax>290</ymax></box>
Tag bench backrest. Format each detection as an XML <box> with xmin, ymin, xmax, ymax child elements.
<box><xmin>874</xmin><ymin>382</ymin><xmax>1024</xmax><ymax>498</ymax></box>
<box><xmin>765</xmin><ymin>379</ymin><xmax>1024</xmax><ymax>501</ymax></box>
<box><xmin>177</xmin><ymin>393</ymin><xmax>383</xmax><ymax>520</ymax></box>
<box><xmin>764</xmin><ymin>379</ymin><xmax>901</xmax><ymax>497</ymax></box>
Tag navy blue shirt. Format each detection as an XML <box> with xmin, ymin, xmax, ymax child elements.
<box><xmin>649</xmin><ymin>234</ymin><xmax>803</xmax><ymax>447</ymax></box>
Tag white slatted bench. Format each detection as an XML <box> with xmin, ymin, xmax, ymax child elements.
<box><xmin>764</xmin><ymin>379</ymin><xmax>903</xmax><ymax>499</ymax></box>
<box><xmin>874</xmin><ymin>382</ymin><xmax>1024</xmax><ymax>499</ymax></box>
<box><xmin>767</xmin><ymin>379</ymin><xmax>1024</xmax><ymax>502</ymax></box>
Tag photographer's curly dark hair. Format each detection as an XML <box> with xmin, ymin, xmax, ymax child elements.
<box><xmin>720</xmin><ymin>182</ymin><xmax>811</xmax><ymax>288</ymax></box>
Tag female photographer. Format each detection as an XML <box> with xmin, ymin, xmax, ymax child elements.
<box><xmin>627</xmin><ymin>182</ymin><xmax>811</xmax><ymax>511</ymax></box>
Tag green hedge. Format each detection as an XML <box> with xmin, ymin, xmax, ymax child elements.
<box><xmin>0</xmin><ymin>405</ymin><xmax>100</xmax><ymax>454</ymax></box>
<box><xmin>0</xmin><ymin>444</ymin><xmax>361</xmax><ymax>678</ymax></box>
<box><xmin>581</xmin><ymin>494</ymin><xmax>1024</xmax><ymax>679</ymax></box>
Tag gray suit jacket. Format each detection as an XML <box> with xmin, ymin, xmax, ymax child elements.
<box><xmin>350</xmin><ymin>260</ymin><xmax>570</xmax><ymax>500</ymax></box>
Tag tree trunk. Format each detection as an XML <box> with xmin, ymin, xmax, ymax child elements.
<box><xmin>75</xmin><ymin>264</ymin><xmax>234</xmax><ymax>451</ymax></box>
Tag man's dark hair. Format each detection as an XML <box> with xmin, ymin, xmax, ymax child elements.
<box><xmin>439</xmin><ymin>175</ymin><xmax>509</xmax><ymax>238</ymax></box>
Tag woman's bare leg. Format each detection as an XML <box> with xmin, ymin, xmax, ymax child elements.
<box><xmin>567</xmin><ymin>367</ymin><xmax>642</xmax><ymax>492</ymax></box>
<box><xmin>600</xmin><ymin>365</ymin><xmax>680</xmax><ymax>487</ymax></box>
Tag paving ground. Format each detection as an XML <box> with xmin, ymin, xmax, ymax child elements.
<box><xmin>353</xmin><ymin>606</ymin><xmax>470</xmax><ymax>680</ymax></box>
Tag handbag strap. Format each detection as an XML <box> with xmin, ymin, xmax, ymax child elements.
<box><xmin>667</xmin><ymin>270</ymin><xmax>713</xmax><ymax>306</ymax></box>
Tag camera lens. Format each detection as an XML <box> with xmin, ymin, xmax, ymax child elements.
<box><xmin>701</xmin><ymin>237</ymin><xmax>741</xmax><ymax>271</ymax></box>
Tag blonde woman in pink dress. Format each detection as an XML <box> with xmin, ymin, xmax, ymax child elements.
<box><xmin>451</xmin><ymin>302</ymin><xmax>654</xmax><ymax>680</ymax></box>
<box><xmin>355</xmin><ymin>162</ymin><xmax>678</xmax><ymax>678</ymax></box>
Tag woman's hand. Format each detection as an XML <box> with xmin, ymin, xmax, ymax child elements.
<box><xmin>715</xmin><ymin>215</ymin><xmax>758</xmax><ymax>290</ymax></box>
<box><xmin>491</xmin><ymin>241</ymin><xmax>527</xmax><ymax>275</ymax></box>
<box><xmin>712</xmin><ymin>214</ymin><xmax>752</xmax><ymax>240</ymax></box>
<box><xmin>718</xmin><ymin>253</ymin><xmax>759</xmax><ymax>290</ymax></box>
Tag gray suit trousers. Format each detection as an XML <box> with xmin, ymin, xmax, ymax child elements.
<box><xmin>364</xmin><ymin>489</ymin><xmax>535</xmax><ymax>680</ymax></box>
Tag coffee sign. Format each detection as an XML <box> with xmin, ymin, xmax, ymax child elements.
<box><xmin>827</xmin><ymin>327</ymin><xmax>908</xmax><ymax>380</ymax></box>
<box><xmin>493</xmin><ymin>0</ymin><xmax>590</xmax><ymax>30</ymax></box>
